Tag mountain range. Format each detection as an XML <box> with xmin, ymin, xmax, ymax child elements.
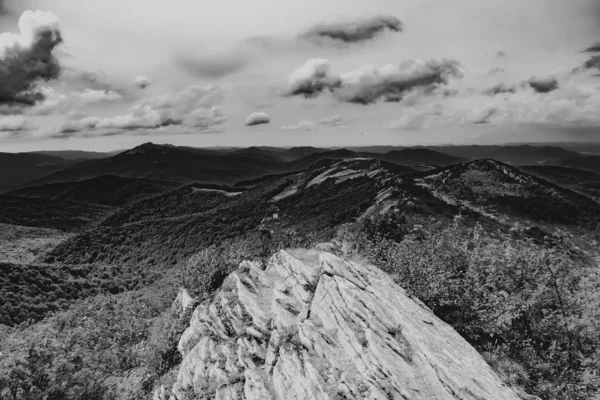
<box><xmin>2</xmin><ymin>140</ymin><xmax>600</xmax><ymax>400</ymax></box>
<box><xmin>2</xmin><ymin>142</ymin><xmax>598</xmax><ymax>193</ymax></box>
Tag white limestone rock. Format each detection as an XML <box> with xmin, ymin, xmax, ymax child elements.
<box><xmin>166</xmin><ymin>248</ymin><xmax>521</xmax><ymax>400</ymax></box>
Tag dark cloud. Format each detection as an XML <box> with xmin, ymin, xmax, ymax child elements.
<box><xmin>177</xmin><ymin>53</ymin><xmax>247</xmax><ymax>79</ymax></box>
<box><xmin>528</xmin><ymin>76</ymin><xmax>559</xmax><ymax>93</ymax></box>
<box><xmin>245</xmin><ymin>112</ymin><xmax>270</xmax><ymax>126</ymax></box>
<box><xmin>285</xmin><ymin>58</ymin><xmax>462</xmax><ymax>105</ymax></box>
<box><xmin>0</xmin><ymin>10</ymin><xmax>63</xmax><ymax>109</ymax></box>
<box><xmin>483</xmin><ymin>83</ymin><xmax>516</xmax><ymax>96</ymax></box>
<box><xmin>0</xmin><ymin>0</ymin><xmax>6</xmax><ymax>15</ymax></box>
<box><xmin>583</xmin><ymin>42</ymin><xmax>600</xmax><ymax>53</ymax></box>
<box><xmin>300</xmin><ymin>15</ymin><xmax>403</xmax><ymax>45</ymax></box>
<box><xmin>582</xmin><ymin>55</ymin><xmax>600</xmax><ymax>72</ymax></box>
<box><xmin>496</xmin><ymin>51</ymin><xmax>507</xmax><ymax>58</ymax></box>
<box><xmin>284</xmin><ymin>58</ymin><xmax>342</xmax><ymax>98</ymax></box>
<box><xmin>337</xmin><ymin>59</ymin><xmax>463</xmax><ymax>105</ymax></box>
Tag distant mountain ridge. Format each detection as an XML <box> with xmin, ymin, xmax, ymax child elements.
<box><xmin>7</xmin><ymin>175</ymin><xmax>180</xmax><ymax>207</ymax></box>
<box><xmin>3</xmin><ymin>142</ymin><xmax>598</xmax><ymax>198</ymax></box>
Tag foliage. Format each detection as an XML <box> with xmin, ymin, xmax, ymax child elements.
<box><xmin>0</xmin><ymin>223</ymin><xmax>69</xmax><ymax>264</ymax></box>
<box><xmin>0</xmin><ymin>279</ymin><xmax>179</xmax><ymax>400</ymax></box>
<box><xmin>7</xmin><ymin>175</ymin><xmax>179</xmax><ymax>207</ymax></box>
<box><xmin>43</xmin><ymin>174</ymin><xmax>377</xmax><ymax>270</ymax></box>
<box><xmin>0</xmin><ymin>262</ymin><xmax>153</xmax><ymax>326</ymax></box>
<box><xmin>345</xmin><ymin>215</ymin><xmax>600</xmax><ymax>399</ymax></box>
<box><xmin>0</xmin><ymin>195</ymin><xmax>112</xmax><ymax>232</ymax></box>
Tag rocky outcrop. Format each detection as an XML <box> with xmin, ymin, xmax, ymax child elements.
<box><xmin>159</xmin><ymin>249</ymin><xmax>520</xmax><ymax>400</ymax></box>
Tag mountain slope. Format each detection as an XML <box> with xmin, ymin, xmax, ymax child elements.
<box><xmin>417</xmin><ymin>159</ymin><xmax>600</xmax><ymax>228</ymax></box>
<box><xmin>556</xmin><ymin>155</ymin><xmax>600</xmax><ymax>174</ymax></box>
<box><xmin>41</xmin><ymin>158</ymin><xmax>410</xmax><ymax>268</ymax></box>
<box><xmin>30</xmin><ymin>142</ymin><xmax>285</xmax><ymax>186</ymax></box>
<box><xmin>379</xmin><ymin>148</ymin><xmax>466</xmax><ymax>166</ymax></box>
<box><xmin>7</xmin><ymin>175</ymin><xmax>179</xmax><ymax>207</ymax></box>
<box><xmin>41</xmin><ymin>156</ymin><xmax>600</xmax><ymax>269</ymax></box>
<box><xmin>521</xmin><ymin>165</ymin><xmax>600</xmax><ymax>201</ymax></box>
<box><xmin>425</xmin><ymin>145</ymin><xmax>580</xmax><ymax>165</ymax></box>
<box><xmin>0</xmin><ymin>195</ymin><xmax>113</xmax><ymax>232</ymax></box>
<box><xmin>161</xmin><ymin>249</ymin><xmax>520</xmax><ymax>400</ymax></box>
<box><xmin>0</xmin><ymin>152</ymin><xmax>71</xmax><ymax>192</ymax></box>
<box><xmin>31</xmin><ymin>150</ymin><xmax>112</xmax><ymax>160</ymax></box>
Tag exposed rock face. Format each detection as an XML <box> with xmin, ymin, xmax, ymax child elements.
<box><xmin>161</xmin><ymin>249</ymin><xmax>520</xmax><ymax>400</ymax></box>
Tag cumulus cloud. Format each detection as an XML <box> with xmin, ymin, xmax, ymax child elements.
<box><xmin>135</xmin><ymin>75</ymin><xmax>151</xmax><ymax>89</ymax></box>
<box><xmin>53</xmin><ymin>85</ymin><xmax>226</xmax><ymax>137</ymax></box>
<box><xmin>528</xmin><ymin>76</ymin><xmax>559</xmax><ymax>93</ymax></box>
<box><xmin>285</xmin><ymin>58</ymin><xmax>341</xmax><ymax>98</ymax></box>
<box><xmin>32</xmin><ymin>87</ymin><xmax>122</xmax><ymax>115</ymax></box>
<box><xmin>483</xmin><ymin>83</ymin><xmax>517</xmax><ymax>96</ymax></box>
<box><xmin>300</xmin><ymin>15</ymin><xmax>402</xmax><ymax>45</ymax></box>
<box><xmin>0</xmin><ymin>115</ymin><xmax>36</xmax><ymax>135</ymax></box>
<box><xmin>245</xmin><ymin>112</ymin><xmax>271</xmax><ymax>126</ymax></box>
<box><xmin>285</xmin><ymin>58</ymin><xmax>462</xmax><ymax>104</ymax></box>
<box><xmin>0</xmin><ymin>10</ymin><xmax>63</xmax><ymax>108</ymax></box>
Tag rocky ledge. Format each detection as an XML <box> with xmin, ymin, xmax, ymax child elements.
<box><xmin>157</xmin><ymin>249</ymin><xmax>520</xmax><ymax>400</ymax></box>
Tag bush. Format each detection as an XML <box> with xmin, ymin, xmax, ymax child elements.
<box><xmin>347</xmin><ymin>216</ymin><xmax>600</xmax><ymax>399</ymax></box>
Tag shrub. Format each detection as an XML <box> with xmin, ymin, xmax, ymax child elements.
<box><xmin>347</xmin><ymin>215</ymin><xmax>600</xmax><ymax>399</ymax></box>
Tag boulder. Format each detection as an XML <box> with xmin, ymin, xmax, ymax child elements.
<box><xmin>161</xmin><ymin>249</ymin><xmax>520</xmax><ymax>400</ymax></box>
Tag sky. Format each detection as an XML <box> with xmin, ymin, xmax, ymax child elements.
<box><xmin>1</xmin><ymin>0</ymin><xmax>600</xmax><ymax>152</ymax></box>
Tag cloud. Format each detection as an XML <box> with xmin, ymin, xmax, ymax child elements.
<box><xmin>177</xmin><ymin>53</ymin><xmax>247</xmax><ymax>79</ymax></box>
<box><xmin>245</xmin><ymin>112</ymin><xmax>270</xmax><ymax>126</ymax></box>
<box><xmin>0</xmin><ymin>0</ymin><xmax>5</xmax><ymax>15</ymax></box>
<box><xmin>285</xmin><ymin>58</ymin><xmax>341</xmax><ymax>98</ymax></box>
<box><xmin>528</xmin><ymin>76</ymin><xmax>559</xmax><ymax>93</ymax></box>
<box><xmin>0</xmin><ymin>10</ymin><xmax>63</xmax><ymax>108</ymax></box>
<box><xmin>282</xmin><ymin>114</ymin><xmax>344</xmax><ymax>131</ymax></box>
<box><xmin>135</xmin><ymin>75</ymin><xmax>151</xmax><ymax>89</ymax></box>
<box><xmin>388</xmin><ymin>104</ymin><xmax>444</xmax><ymax>130</ymax></box>
<box><xmin>282</xmin><ymin>120</ymin><xmax>316</xmax><ymax>131</ymax></box>
<box><xmin>495</xmin><ymin>51</ymin><xmax>507</xmax><ymax>59</ymax></box>
<box><xmin>466</xmin><ymin>105</ymin><xmax>498</xmax><ymax>124</ymax></box>
<box><xmin>337</xmin><ymin>59</ymin><xmax>463</xmax><ymax>104</ymax></box>
<box><xmin>483</xmin><ymin>83</ymin><xmax>517</xmax><ymax>96</ymax></box>
<box><xmin>583</xmin><ymin>42</ymin><xmax>600</xmax><ymax>53</ymax></box>
<box><xmin>574</xmin><ymin>54</ymin><xmax>600</xmax><ymax>74</ymax></box>
<box><xmin>487</xmin><ymin>68</ymin><xmax>506</xmax><ymax>76</ymax></box>
<box><xmin>300</xmin><ymin>15</ymin><xmax>402</xmax><ymax>45</ymax></box>
<box><xmin>61</xmin><ymin>69</ymin><xmax>116</xmax><ymax>92</ymax></box>
<box><xmin>319</xmin><ymin>114</ymin><xmax>344</xmax><ymax>126</ymax></box>
<box><xmin>285</xmin><ymin>58</ymin><xmax>462</xmax><ymax>105</ymax></box>
<box><xmin>53</xmin><ymin>85</ymin><xmax>226</xmax><ymax>137</ymax></box>
<box><xmin>31</xmin><ymin>87</ymin><xmax>122</xmax><ymax>115</ymax></box>
<box><xmin>0</xmin><ymin>115</ymin><xmax>36</xmax><ymax>135</ymax></box>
